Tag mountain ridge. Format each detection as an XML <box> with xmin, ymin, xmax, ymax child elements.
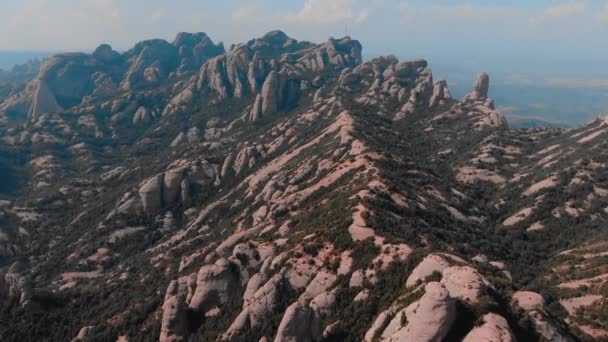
<box><xmin>0</xmin><ymin>30</ymin><xmax>607</xmax><ymax>341</ymax></box>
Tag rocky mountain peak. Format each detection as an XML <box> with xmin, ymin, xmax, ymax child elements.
<box><xmin>92</xmin><ymin>44</ymin><xmax>121</xmax><ymax>64</ymax></box>
<box><xmin>463</xmin><ymin>71</ymin><xmax>490</xmax><ymax>101</ymax></box>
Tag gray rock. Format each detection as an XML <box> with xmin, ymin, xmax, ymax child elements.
<box><xmin>4</xmin><ymin>261</ymin><xmax>33</xmax><ymax>307</ymax></box>
<box><xmin>93</xmin><ymin>44</ymin><xmax>121</xmax><ymax>63</ymax></box>
<box><xmin>121</xmin><ymin>39</ymin><xmax>179</xmax><ymax>90</ymax></box>
<box><xmin>139</xmin><ymin>174</ymin><xmax>163</xmax><ymax>214</ymax></box>
<box><xmin>429</xmin><ymin>80</ymin><xmax>452</xmax><ymax>108</ymax></box>
<box><xmin>132</xmin><ymin>106</ymin><xmax>152</xmax><ymax>125</ymax></box>
<box><xmin>261</xmin><ymin>71</ymin><xmax>279</xmax><ymax>115</ymax></box>
<box><xmin>173</xmin><ymin>32</ymin><xmax>224</xmax><ymax>72</ymax></box>
<box><xmin>160</xmin><ymin>278</ymin><xmax>189</xmax><ymax>342</ymax></box>
<box><xmin>170</xmin><ymin>133</ymin><xmax>187</xmax><ymax>148</ymax></box>
<box><xmin>274</xmin><ymin>300</ymin><xmax>313</xmax><ymax>342</ymax></box>
<box><xmin>163</xmin><ymin>169</ymin><xmax>185</xmax><ymax>206</ymax></box>
<box><xmin>188</xmin><ymin>258</ymin><xmax>241</xmax><ymax>312</ymax></box>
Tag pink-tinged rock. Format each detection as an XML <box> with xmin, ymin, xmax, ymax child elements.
<box><xmin>405</xmin><ymin>254</ymin><xmax>451</xmax><ymax>287</ymax></box>
<box><xmin>463</xmin><ymin>313</ymin><xmax>513</xmax><ymax>342</ymax></box>
<box><xmin>273</xmin><ymin>300</ymin><xmax>313</xmax><ymax>342</ymax></box>
<box><xmin>364</xmin><ymin>310</ymin><xmax>393</xmax><ymax>342</ymax></box>
<box><xmin>188</xmin><ymin>258</ymin><xmax>241</xmax><ymax>312</ymax></box>
<box><xmin>440</xmin><ymin>266</ymin><xmax>486</xmax><ymax>303</ymax></box>
<box><xmin>160</xmin><ymin>278</ymin><xmax>189</xmax><ymax>342</ymax></box>
<box><xmin>463</xmin><ymin>72</ymin><xmax>490</xmax><ymax>101</ymax></box>
<box><xmin>384</xmin><ymin>282</ymin><xmax>455</xmax><ymax>341</ymax></box>
<box><xmin>163</xmin><ymin>168</ymin><xmax>185</xmax><ymax>205</ymax></box>
<box><xmin>511</xmin><ymin>291</ymin><xmax>544</xmax><ymax>312</ymax></box>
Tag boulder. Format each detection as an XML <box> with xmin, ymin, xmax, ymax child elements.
<box><xmin>160</xmin><ymin>278</ymin><xmax>189</xmax><ymax>342</ymax></box>
<box><xmin>511</xmin><ymin>291</ymin><xmax>544</xmax><ymax>311</ymax></box>
<box><xmin>440</xmin><ymin>266</ymin><xmax>486</xmax><ymax>303</ymax></box>
<box><xmin>139</xmin><ymin>174</ymin><xmax>163</xmax><ymax>214</ymax></box>
<box><xmin>132</xmin><ymin>106</ymin><xmax>152</xmax><ymax>125</ymax></box>
<box><xmin>274</xmin><ymin>300</ymin><xmax>313</xmax><ymax>342</ymax></box>
<box><xmin>4</xmin><ymin>261</ymin><xmax>33</xmax><ymax>307</ymax></box>
<box><xmin>186</xmin><ymin>127</ymin><xmax>201</xmax><ymax>143</ymax></box>
<box><xmin>163</xmin><ymin>168</ymin><xmax>185</xmax><ymax>205</ymax></box>
<box><xmin>261</xmin><ymin>71</ymin><xmax>279</xmax><ymax>115</ymax></box>
<box><xmin>463</xmin><ymin>313</ymin><xmax>513</xmax><ymax>342</ymax></box>
<box><xmin>188</xmin><ymin>258</ymin><xmax>241</xmax><ymax>312</ymax></box>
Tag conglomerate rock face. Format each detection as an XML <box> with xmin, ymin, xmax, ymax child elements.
<box><xmin>0</xmin><ymin>30</ymin><xmax>605</xmax><ymax>342</ymax></box>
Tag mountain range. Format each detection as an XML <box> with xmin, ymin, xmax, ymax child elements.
<box><xmin>0</xmin><ymin>30</ymin><xmax>607</xmax><ymax>341</ymax></box>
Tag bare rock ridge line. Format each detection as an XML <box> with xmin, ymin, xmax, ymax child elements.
<box><xmin>0</xmin><ymin>29</ymin><xmax>606</xmax><ymax>341</ymax></box>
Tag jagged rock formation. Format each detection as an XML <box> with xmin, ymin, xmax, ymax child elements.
<box><xmin>463</xmin><ymin>72</ymin><xmax>490</xmax><ymax>101</ymax></box>
<box><xmin>0</xmin><ymin>30</ymin><xmax>605</xmax><ymax>342</ymax></box>
<box><xmin>3</xmin><ymin>262</ymin><xmax>33</xmax><ymax>307</ymax></box>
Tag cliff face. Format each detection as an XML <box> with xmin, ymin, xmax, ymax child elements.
<box><xmin>0</xmin><ymin>31</ymin><xmax>606</xmax><ymax>341</ymax></box>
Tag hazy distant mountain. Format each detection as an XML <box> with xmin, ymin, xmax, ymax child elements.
<box><xmin>0</xmin><ymin>31</ymin><xmax>607</xmax><ymax>341</ymax></box>
<box><xmin>0</xmin><ymin>51</ymin><xmax>53</xmax><ymax>70</ymax></box>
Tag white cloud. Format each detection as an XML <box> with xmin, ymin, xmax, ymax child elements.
<box><xmin>531</xmin><ymin>1</ymin><xmax>586</xmax><ymax>23</ymax></box>
<box><xmin>285</xmin><ymin>0</ymin><xmax>369</xmax><ymax>25</ymax></box>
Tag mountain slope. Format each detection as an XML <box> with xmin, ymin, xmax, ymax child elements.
<box><xmin>0</xmin><ymin>31</ymin><xmax>607</xmax><ymax>341</ymax></box>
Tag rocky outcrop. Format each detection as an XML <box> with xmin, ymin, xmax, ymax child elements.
<box><xmin>260</xmin><ymin>71</ymin><xmax>279</xmax><ymax>115</ymax></box>
<box><xmin>122</xmin><ymin>39</ymin><xmax>179</xmax><ymax>90</ymax></box>
<box><xmin>93</xmin><ymin>44</ymin><xmax>121</xmax><ymax>64</ymax></box>
<box><xmin>163</xmin><ymin>168</ymin><xmax>186</xmax><ymax>205</ymax></box>
<box><xmin>135</xmin><ymin>164</ymin><xmax>204</xmax><ymax>215</ymax></box>
<box><xmin>132</xmin><ymin>106</ymin><xmax>152</xmax><ymax>125</ymax></box>
<box><xmin>405</xmin><ymin>253</ymin><xmax>452</xmax><ymax>287</ymax></box>
<box><xmin>139</xmin><ymin>174</ymin><xmax>163</xmax><ymax>214</ymax></box>
<box><xmin>440</xmin><ymin>266</ymin><xmax>486</xmax><ymax>303</ymax></box>
<box><xmin>511</xmin><ymin>291</ymin><xmax>574</xmax><ymax>342</ymax></box>
<box><xmin>198</xmin><ymin>31</ymin><xmax>361</xmax><ymax>113</ymax></box>
<box><xmin>224</xmin><ymin>271</ymin><xmax>291</xmax><ymax>339</ymax></box>
<box><xmin>273</xmin><ymin>289</ymin><xmax>336</xmax><ymax>342</ymax></box>
<box><xmin>463</xmin><ymin>72</ymin><xmax>490</xmax><ymax>101</ymax></box>
<box><xmin>188</xmin><ymin>258</ymin><xmax>242</xmax><ymax>313</ymax></box>
<box><xmin>160</xmin><ymin>278</ymin><xmax>190</xmax><ymax>342</ymax></box>
<box><xmin>429</xmin><ymin>80</ymin><xmax>452</xmax><ymax>108</ymax></box>
<box><xmin>381</xmin><ymin>282</ymin><xmax>455</xmax><ymax>341</ymax></box>
<box><xmin>274</xmin><ymin>300</ymin><xmax>314</xmax><ymax>342</ymax></box>
<box><xmin>4</xmin><ymin>261</ymin><xmax>33</xmax><ymax>307</ymax></box>
<box><xmin>173</xmin><ymin>32</ymin><xmax>224</xmax><ymax>72</ymax></box>
<box><xmin>463</xmin><ymin>313</ymin><xmax>513</xmax><ymax>342</ymax></box>
<box><xmin>29</xmin><ymin>79</ymin><xmax>63</xmax><ymax>119</ymax></box>
<box><xmin>71</xmin><ymin>326</ymin><xmax>95</xmax><ymax>342</ymax></box>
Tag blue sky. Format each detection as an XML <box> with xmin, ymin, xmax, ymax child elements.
<box><xmin>1</xmin><ymin>0</ymin><xmax>607</xmax><ymax>86</ymax></box>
